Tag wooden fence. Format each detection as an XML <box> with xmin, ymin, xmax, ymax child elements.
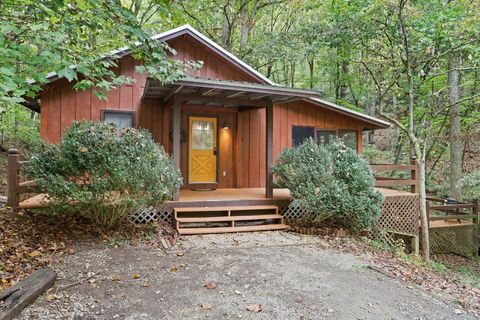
<box><xmin>7</xmin><ymin>148</ymin><xmax>38</xmax><ymax>209</ymax></box>
<box><xmin>427</xmin><ymin>197</ymin><xmax>479</xmax><ymax>257</ymax></box>
<box><xmin>370</xmin><ymin>158</ymin><xmax>418</xmax><ymax>193</ymax></box>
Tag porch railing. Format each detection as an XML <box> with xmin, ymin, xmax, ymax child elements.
<box><xmin>370</xmin><ymin>158</ymin><xmax>418</xmax><ymax>193</ymax></box>
<box><xmin>7</xmin><ymin>149</ymin><xmax>38</xmax><ymax>209</ymax></box>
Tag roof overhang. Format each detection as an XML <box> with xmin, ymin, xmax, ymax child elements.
<box><xmin>144</xmin><ymin>77</ymin><xmax>322</xmax><ymax>107</ymax></box>
<box><xmin>306</xmin><ymin>97</ymin><xmax>391</xmax><ymax>130</ymax></box>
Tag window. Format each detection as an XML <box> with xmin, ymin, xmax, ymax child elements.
<box><xmin>292</xmin><ymin>126</ymin><xmax>315</xmax><ymax>147</ymax></box>
<box><xmin>101</xmin><ymin>110</ymin><xmax>135</xmax><ymax>129</ymax></box>
<box><xmin>339</xmin><ymin>129</ymin><xmax>358</xmax><ymax>150</ymax></box>
<box><xmin>292</xmin><ymin>126</ymin><xmax>359</xmax><ymax>152</ymax></box>
<box><xmin>191</xmin><ymin>120</ymin><xmax>214</xmax><ymax>150</ymax></box>
<box><xmin>316</xmin><ymin>130</ymin><xmax>336</xmax><ymax>146</ymax></box>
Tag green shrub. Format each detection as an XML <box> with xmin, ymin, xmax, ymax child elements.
<box><xmin>272</xmin><ymin>139</ymin><xmax>384</xmax><ymax>232</ymax></box>
<box><xmin>459</xmin><ymin>170</ymin><xmax>480</xmax><ymax>201</ymax></box>
<box><xmin>28</xmin><ymin>121</ymin><xmax>182</xmax><ymax>228</ymax></box>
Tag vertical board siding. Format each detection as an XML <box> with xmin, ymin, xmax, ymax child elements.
<box><xmin>39</xmin><ymin>33</ymin><xmax>373</xmax><ymax>191</ymax></box>
<box><xmin>75</xmin><ymin>89</ymin><xmax>91</xmax><ymax>121</ymax></box>
<box><xmin>272</xmin><ymin>100</ymin><xmax>369</xmax><ymax>160</ymax></box>
<box><xmin>40</xmin><ymin>55</ymin><xmax>147</xmax><ymax>143</ymax></box>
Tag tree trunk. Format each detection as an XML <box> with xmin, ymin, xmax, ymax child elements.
<box><xmin>239</xmin><ymin>5</ymin><xmax>248</xmax><ymax>51</ymax></box>
<box><xmin>413</xmin><ymin>141</ymin><xmax>430</xmax><ymax>261</ymax></box>
<box><xmin>339</xmin><ymin>60</ymin><xmax>349</xmax><ymax>99</ymax></box>
<box><xmin>222</xmin><ymin>5</ymin><xmax>232</xmax><ymax>50</ymax></box>
<box><xmin>308</xmin><ymin>56</ymin><xmax>314</xmax><ymax>89</ymax></box>
<box><xmin>448</xmin><ymin>54</ymin><xmax>462</xmax><ymax>200</ymax></box>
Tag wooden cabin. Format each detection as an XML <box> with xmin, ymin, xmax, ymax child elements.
<box><xmin>18</xmin><ymin>25</ymin><xmax>397</xmax><ymax>235</ymax></box>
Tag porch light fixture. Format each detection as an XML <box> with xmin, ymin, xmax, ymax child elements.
<box><xmin>222</xmin><ymin>120</ymin><xmax>229</xmax><ymax>129</ymax></box>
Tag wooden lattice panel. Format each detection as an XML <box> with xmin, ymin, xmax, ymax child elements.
<box><xmin>130</xmin><ymin>204</ymin><xmax>174</xmax><ymax>224</ymax></box>
<box><xmin>279</xmin><ymin>200</ymin><xmax>308</xmax><ymax>221</ymax></box>
<box><xmin>377</xmin><ymin>194</ymin><xmax>420</xmax><ymax>236</ymax></box>
<box><xmin>430</xmin><ymin>224</ymin><xmax>479</xmax><ymax>258</ymax></box>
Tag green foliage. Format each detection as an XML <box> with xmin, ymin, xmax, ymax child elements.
<box><xmin>272</xmin><ymin>139</ymin><xmax>384</xmax><ymax>232</ymax></box>
<box><xmin>0</xmin><ymin>104</ymin><xmax>40</xmax><ymax>150</ymax></box>
<box><xmin>28</xmin><ymin>121</ymin><xmax>182</xmax><ymax>228</ymax></box>
<box><xmin>459</xmin><ymin>171</ymin><xmax>480</xmax><ymax>201</ymax></box>
<box><xmin>0</xmin><ymin>0</ymin><xmax>196</xmax><ymax>105</ymax></box>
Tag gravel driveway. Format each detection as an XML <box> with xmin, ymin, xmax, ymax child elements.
<box><xmin>17</xmin><ymin>232</ymin><xmax>476</xmax><ymax>320</ymax></box>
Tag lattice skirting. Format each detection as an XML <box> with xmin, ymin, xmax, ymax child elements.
<box><xmin>377</xmin><ymin>194</ymin><xmax>420</xmax><ymax>237</ymax></box>
<box><xmin>430</xmin><ymin>224</ymin><xmax>479</xmax><ymax>258</ymax></box>
<box><xmin>130</xmin><ymin>204</ymin><xmax>174</xmax><ymax>224</ymax></box>
<box><xmin>129</xmin><ymin>195</ymin><xmax>421</xmax><ymax>241</ymax></box>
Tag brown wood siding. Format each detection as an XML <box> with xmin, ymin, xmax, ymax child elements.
<box><xmin>236</xmin><ymin>108</ymin><xmax>266</xmax><ymax>188</ymax></box>
<box><xmin>138</xmin><ymin>98</ymin><xmax>163</xmax><ymax>143</ymax></box>
<box><xmin>167</xmin><ymin>35</ymin><xmax>259</xmax><ymax>82</ymax></box>
<box><xmin>236</xmin><ymin>100</ymin><xmax>369</xmax><ymax>188</ymax></box>
<box><xmin>40</xmin><ymin>35</ymin><xmax>258</xmax><ymax>143</ymax></box>
<box><xmin>272</xmin><ymin>100</ymin><xmax>367</xmax><ymax>160</ymax></box>
<box><xmin>40</xmin><ymin>56</ymin><xmax>147</xmax><ymax>143</ymax></box>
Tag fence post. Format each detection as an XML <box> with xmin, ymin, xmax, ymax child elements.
<box><xmin>473</xmin><ymin>198</ymin><xmax>479</xmax><ymax>224</ymax></box>
<box><xmin>7</xmin><ymin>148</ymin><xmax>20</xmax><ymax>210</ymax></box>
<box><xmin>410</xmin><ymin>156</ymin><xmax>418</xmax><ymax>193</ymax></box>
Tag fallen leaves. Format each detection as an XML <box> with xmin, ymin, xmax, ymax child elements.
<box><xmin>200</xmin><ymin>303</ymin><xmax>214</xmax><ymax>310</ymax></box>
<box><xmin>111</xmin><ymin>275</ymin><xmax>123</xmax><ymax>282</ymax></box>
<box><xmin>204</xmin><ymin>281</ymin><xmax>217</xmax><ymax>289</ymax></box>
<box><xmin>0</xmin><ymin>203</ymin><xmax>171</xmax><ymax>291</ymax></box>
<box><xmin>131</xmin><ymin>274</ymin><xmax>141</xmax><ymax>279</ymax></box>
<box><xmin>246</xmin><ymin>304</ymin><xmax>262</xmax><ymax>313</ymax></box>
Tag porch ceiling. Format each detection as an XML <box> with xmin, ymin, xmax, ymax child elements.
<box><xmin>143</xmin><ymin>77</ymin><xmax>322</xmax><ymax>107</ymax></box>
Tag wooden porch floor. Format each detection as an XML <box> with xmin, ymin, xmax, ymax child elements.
<box><xmin>174</xmin><ymin>188</ymin><xmax>292</xmax><ymax>202</ymax></box>
<box><xmin>17</xmin><ymin>187</ymin><xmax>411</xmax><ymax>209</ymax></box>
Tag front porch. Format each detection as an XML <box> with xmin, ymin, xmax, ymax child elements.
<box><xmin>142</xmin><ymin>77</ymin><xmax>322</xmax><ymax>200</ymax></box>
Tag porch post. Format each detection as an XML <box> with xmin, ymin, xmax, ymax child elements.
<box><xmin>266</xmin><ymin>102</ymin><xmax>274</xmax><ymax>198</ymax></box>
<box><xmin>172</xmin><ymin>96</ymin><xmax>181</xmax><ymax>201</ymax></box>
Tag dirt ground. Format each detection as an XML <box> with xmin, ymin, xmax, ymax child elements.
<box><xmin>16</xmin><ymin>232</ymin><xmax>477</xmax><ymax>320</ymax></box>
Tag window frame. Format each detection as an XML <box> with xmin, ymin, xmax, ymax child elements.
<box><xmin>100</xmin><ymin>109</ymin><xmax>136</xmax><ymax>129</ymax></box>
<box><xmin>291</xmin><ymin>126</ymin><xmax>360</xmax><ymax>152</ymax></box>
<box><xmin>292</xmin><ymin>125</ymin><xmax>316</xmax><ymax>147</ymax></box>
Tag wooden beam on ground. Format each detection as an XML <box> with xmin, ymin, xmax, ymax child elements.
<box><xmin>265</xmin><ymin>103</ymin><xmax>273</xmax><ymax>198</ymax></box>
<box><xmin>0</xmin><ymin>268</ymin><xmax>57</xmax><ymax>320</ymax></box>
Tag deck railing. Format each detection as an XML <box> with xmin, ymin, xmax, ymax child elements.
<box><xmin>7</xmin><ymin>149</ymin><xmax>38</xmax><ymax>209</ymax></box>
<box><xmin>427</xmin><ymin>197</ymin><xmax>479</xmax><ymax>226</ymax></box>
<box><xmin>370</xmin><ymin>158</ymin><xmax>419</xmax><ymax>193</ymax></box>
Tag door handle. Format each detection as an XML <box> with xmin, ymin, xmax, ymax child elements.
<box><xmin>213</xmin><ymin>147</ymin><xmax>217</xmax><ymax>156</ymax></box>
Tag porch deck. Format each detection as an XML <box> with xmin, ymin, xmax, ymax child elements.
<box><xmin>17</xmin><ymin>187</ymin><xmax>405</xmax><ymax>209</ymax></box>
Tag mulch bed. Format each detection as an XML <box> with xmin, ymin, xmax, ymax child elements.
<box><xmin>289</xmin><ymin>225</ymin><xmax>350</xmax><ymax>237</ymax></box>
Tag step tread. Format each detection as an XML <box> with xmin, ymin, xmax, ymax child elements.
<box><xmin>178</xmin><ymin>224</ymin><xmax>289</xmax><ymax>235</ymax></box>
<box><xmin>176</xmin><ymin>214</ymin><xmax>283</xmax><ymax>223</ymax></box>
<box><xmin>174</xmin><ymin>205</ymin><xmax>278</xmax><ymax>213</ymax></box>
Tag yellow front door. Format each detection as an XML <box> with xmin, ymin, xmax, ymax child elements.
<box><xmin>189</xmin><ymin>117</ymin><xmax>217</xmax><ymax>183</ymax></box>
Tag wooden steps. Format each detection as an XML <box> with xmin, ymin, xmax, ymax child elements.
<box><xmin>174</xmin><ymin>205</ymin><xmax>288</xmax><ymax>235</ymax></box>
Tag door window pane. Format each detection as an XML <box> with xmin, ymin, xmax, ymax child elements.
<box><xmin>102</xmin><ymin>111</ymin><xmax>134</xmax><ymax>128</ymax></box>
<box><xmin>292</xmin><ymin>126</ymin><xmax>315</xmax><ymax>147</ymax></box>
<box><xmin>192</xmin><ymin>120</ymin><xmax>214</xmax><ymax>150</ymax></box>
<box><xmin>339</xmin><ymin>130</ymin><xmax>358</xmax><ymax>150</ymax></box>
<box><xmin>316</xmin><ymin>130</ymin><xmax>336</xmax><ymax>146</ymax></box>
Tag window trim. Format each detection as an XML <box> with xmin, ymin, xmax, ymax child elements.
<box><xmin>100</xmin><ymin>109</ymin><xmax>136</xmax><ymax>128</ymax></box>
<box><xmin>291</xmin><ymin>126</ymin><xmax>360</xmax><ymax>152</ymax></box>
<box><xmin>292</xmin><ymin>125</ymin><xmax>316</xmax><ymax>147</ymax></box>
